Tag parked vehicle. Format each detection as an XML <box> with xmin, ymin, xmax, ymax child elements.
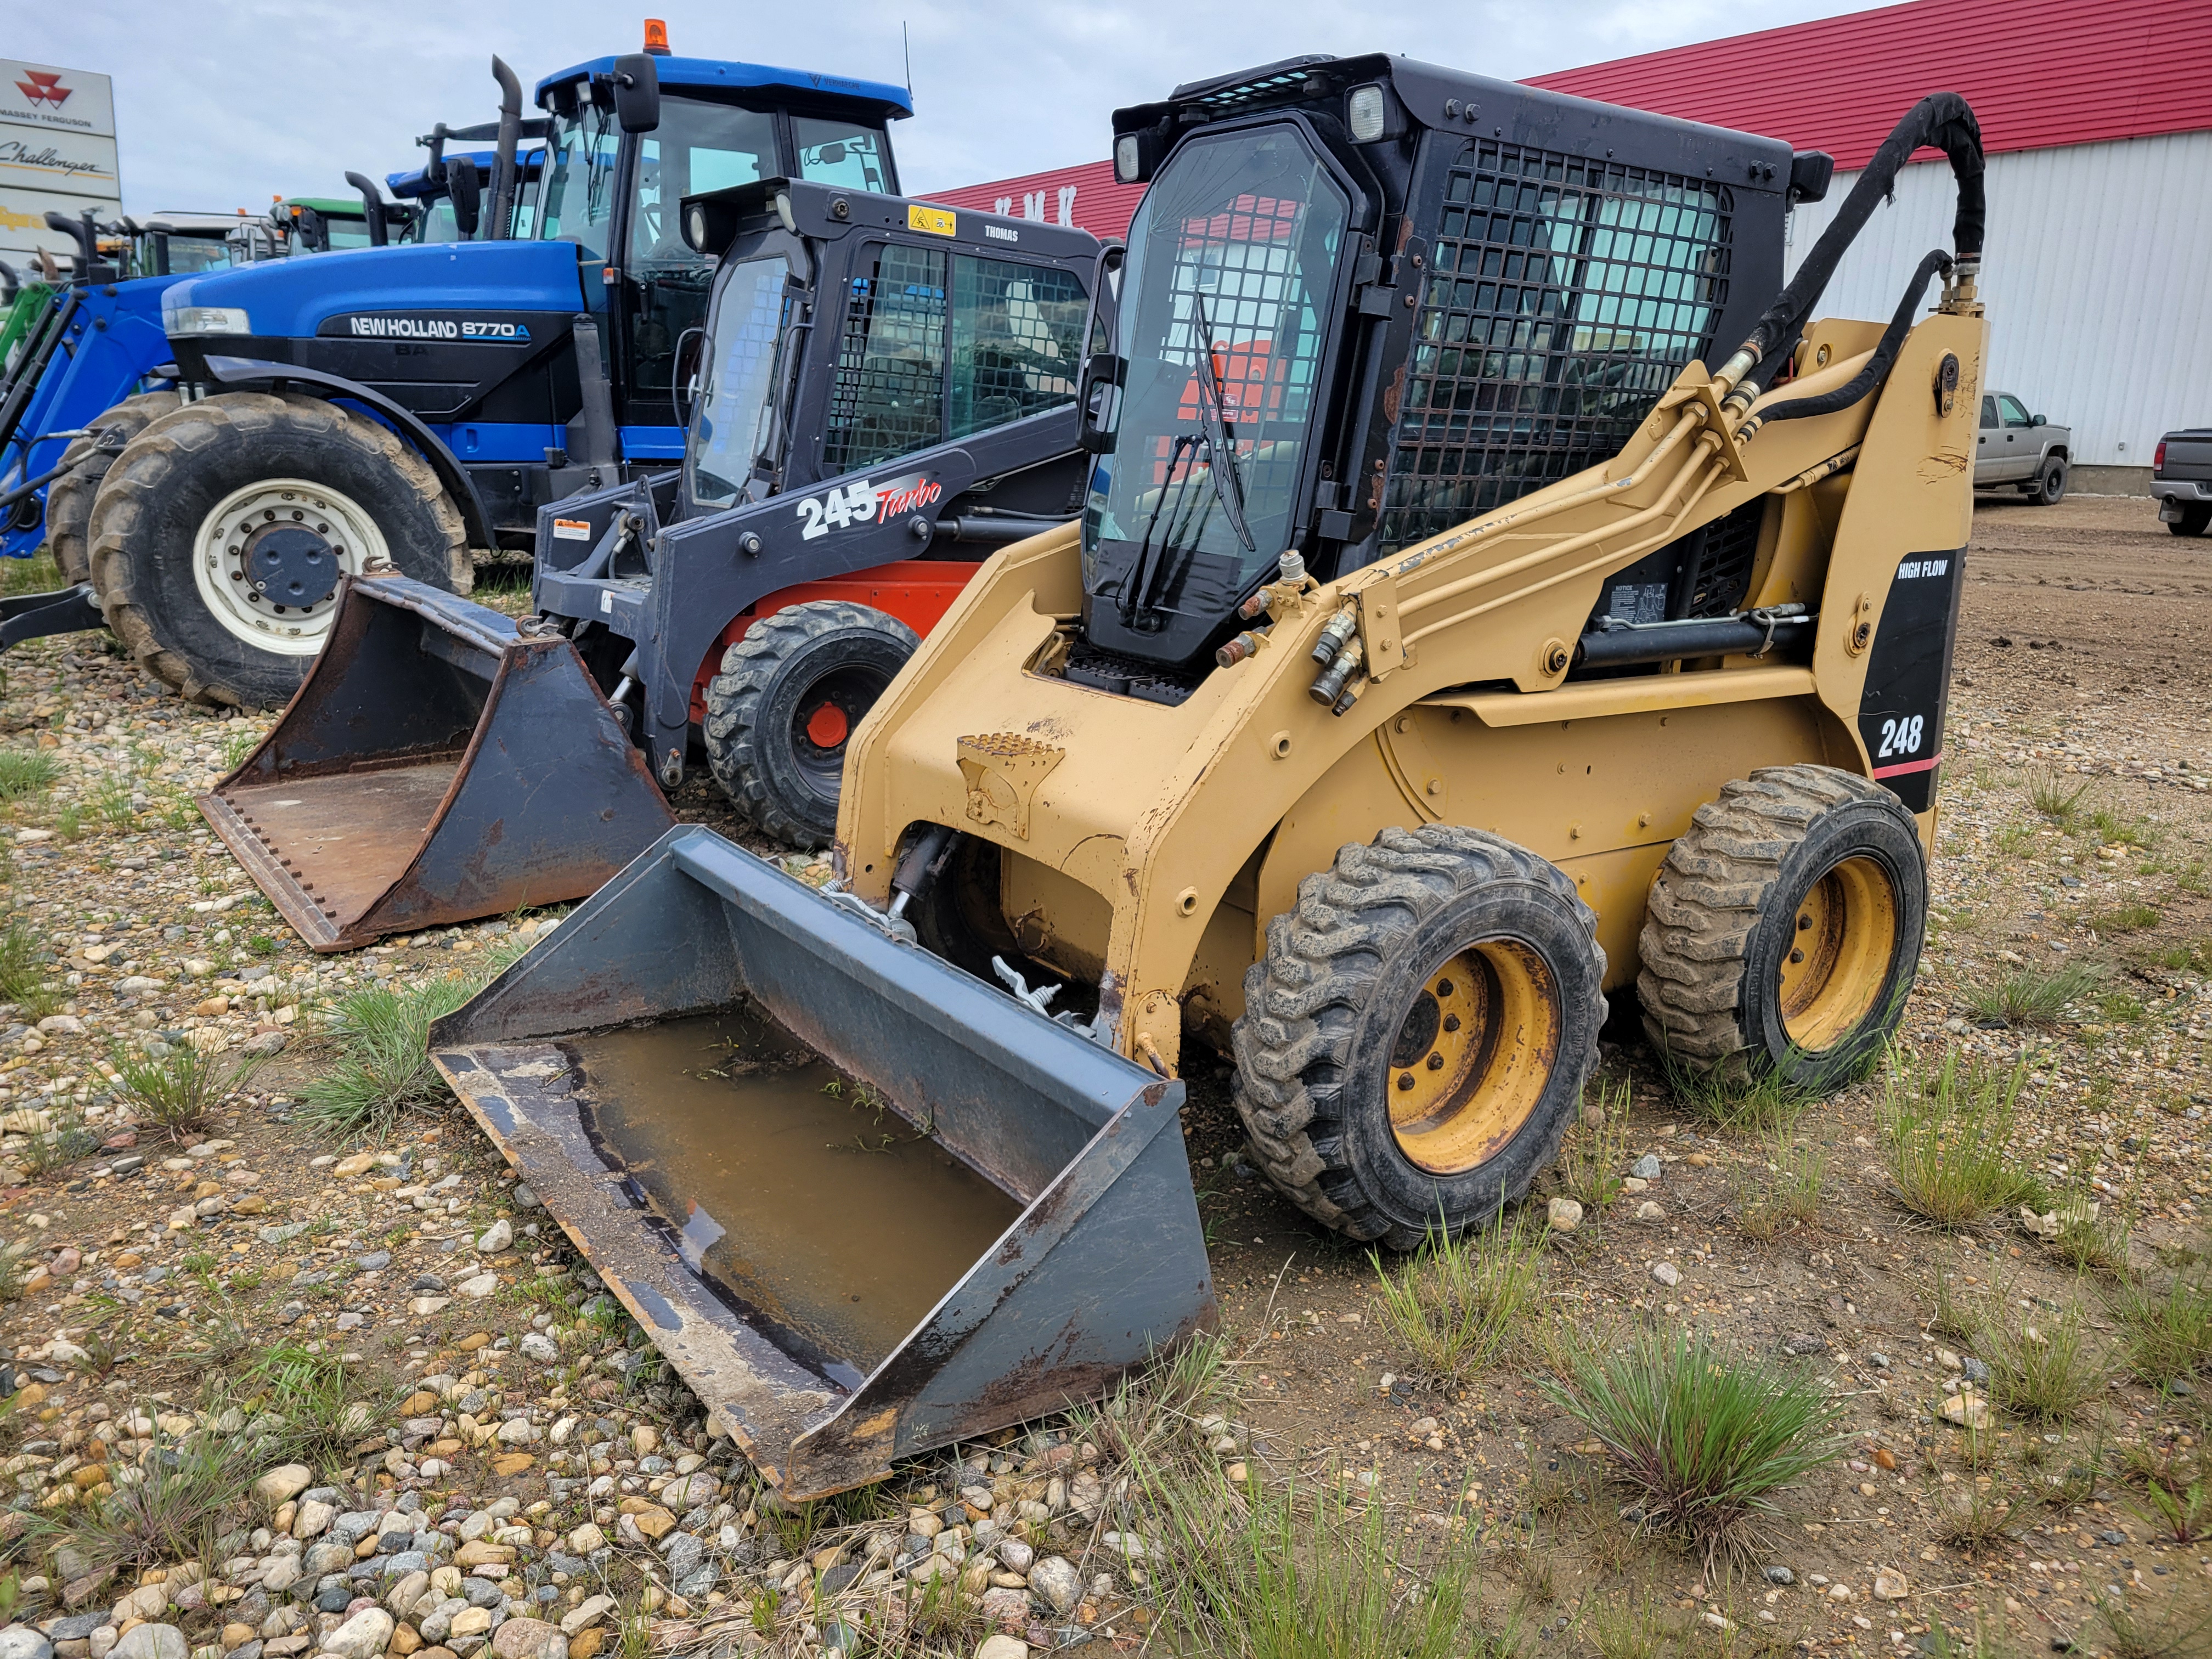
<box><xmin>1974</xmin><ymin>391</ymin><xmax>2068</xmax><ymax>503</ymax></box>
<box><xmin>1973</xmin><ymin>391</ymin><xmax>2068</xmax><ymax>504</ymax></box>
<box><xmin>2152</xmin><ymin>428</ymin><xmax>2211</xmax><ymax>536</ymax></box>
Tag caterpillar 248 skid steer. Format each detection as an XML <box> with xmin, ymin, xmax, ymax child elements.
<box><xmin>429</xmin><ymin>56</ymin><xmax>1986</xmax><ymax>1496</ymax></box>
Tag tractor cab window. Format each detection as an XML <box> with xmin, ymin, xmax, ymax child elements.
<box><xmin>539</xmin><ymin>104</ymin><xmax>623</xmax><ymax>260</ymax></box>
<box><xmin>793</xmin><ymin>117</ymin><xmax>893</xmax><ymax>193</ymax></box>
<box><xmin>1082</xmin><ymin>126</ymin><xmax>1346</xmax><ymax>641</ymax></box>
<box><xmin>624</xmin><ymin>98</ymin><xmax>778</xmax><ymax>429</ymax></box>
<box><xmin>687</xmin><ymin>251</ymin><xmax>803</xmax><ymax>510</ymax></box>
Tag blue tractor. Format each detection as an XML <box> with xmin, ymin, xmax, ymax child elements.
<box><xmin>73</xmin><ymin>37</ymin><xmax>910</xmax><ymax>710</ymax></box>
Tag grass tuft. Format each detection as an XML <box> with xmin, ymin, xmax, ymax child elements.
<box><xmin>1541</xmin><ymin>1326</ymin><xmax>1847</xmax><ymax>1568</ymax></box>
<box><xmin>1656</xmin><ymin>1046</ymin><xmax>1808</xmax><ymax>1136</ymax></box>
<box><xmin>108</xmin><ymin>1040</ymin><xmax>264</xmax><ymax>1146</ymax></box>
<box><xmin>1930</xmin><ymin>1475</ymin><xmax>2016</xmax><ymax>1556</ymax></box>
<box><xmin>295</xmin><ymin>975</ymin><xmax>479</xmax><ymax>1139</ymax></box>
<box><xmin>26</xmin><ymin>1434</ymin><xmax>247</xmax><ymax>1578</ymax></box>
<box><xmin>2026</xmin><ymin>768</ymin><xmax>2091</xmax><ymax>822</ymax></box>
<box><xmin>1556</xmin><ymin>1079</ymin><xmax>1631</xmax><ymax>1212</ymax></box>
<box><xmin>1728</xmin><ymin>1135</ymin><xmax>1825</xmax><ymax>1243</ymax></box>
<box><xmin>0</xmin><ymin>915</ymin><xmax>63</xmax><ymax>1019</ymax></box>
<box><xmin>2112</xmin><ymin>1274</ymin><xmax>2212</xmax><ymax>1386</ymax></box>
<box><xmin>1979</xmin><ymin>1301</ymin><xmax>2114</xmax><ymax>1422</ymax></box>
<box><xmin>1965</xmin><ymin>963</ymin><xmax>2100</xmax><ymax>1029</ymax></box>
<box><xmin>1373</xmin><ymin>1217</ymin><xmax>1547</xmax><ymax>1384</ymax></box>
<box><xmin>2097</xmin><ymin>902</ymin><xmax>2162</xmax><ymax>935</ymax></box>
<box><xmin>1882</xmin><ymin>1046</ymin><xmax>2045</xmax><ymax>1227</ymax></box>
<box><xmin>2091</xmin><ymin>1590</ymin><xmax>2209</xmax><ymax>1659</ymax></box>
<box><xmin>0</xmin><ymin>748</ymin><xmax>61</xmax><ymax>801</ymax></box>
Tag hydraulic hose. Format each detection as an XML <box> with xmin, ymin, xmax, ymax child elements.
<box><xmin>1717</xmin><ymin>93</ymin><xmax>1984</xmax><ymax>409</ymax></box>
<box><xmin>488</xmin><ymin>57</ymin><xmax>523</xmax><ymax>242</ymax></box>
<box><xmin>1751</xmin><ymin>247</ymin><xmax>1951</xmax><ymax>425</ymax></box>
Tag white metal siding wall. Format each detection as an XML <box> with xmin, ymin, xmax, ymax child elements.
<box><xmin>1780</xmin><ymin>131</ymin><xmax>2212</xmax><ymax>468</ymax></box>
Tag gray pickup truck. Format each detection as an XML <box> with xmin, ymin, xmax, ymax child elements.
<box><xmin>2153</xmin><ymin>428</ymin><xmax>2212</xmax><ymax>536</ymax></box>
<box><xmin>1976</xmin><ymin>391</ymin><xmax>2070</xmax><ymax>504</ymax></box>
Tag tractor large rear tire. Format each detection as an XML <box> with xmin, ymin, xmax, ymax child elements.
<box><xmin>1232</xmin><ymin>826</ymin><xmax>1606</xmax><ymax>1251</ymax></box>
<box><xmin>1637</xmin><ymin>765</ymin><xmax>1925</xmax><ymax>1091</ymax></box>
<box><xmin>87</xmin><ymin>393</ymin><xmax>469</xmax><ymax>709</ymax></box>
<box><xmin>701</xmin><ymin>601</ymin><xmax>920</xmax><ymax>848</ymax></box>
<box><xmin>46</xmin><ymin>391</ymin><xmax>180</xmax><ymax>586</ymax></box>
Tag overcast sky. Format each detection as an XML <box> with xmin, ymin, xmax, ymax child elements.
<box><xmin>16</xmin><ymin>0</ymin><xmax>1899</xmax><ymax>215</ymax></box>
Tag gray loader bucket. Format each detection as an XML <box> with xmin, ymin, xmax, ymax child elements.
<box><xmin>200</xmin><ymin>574</ymin><xmax>675</xmax><ymax>950</ymax></box>
<box><xmin>427</xmin><ymin>826</ymin><xmax>1217</xmax><ymax>1499</ymax></box>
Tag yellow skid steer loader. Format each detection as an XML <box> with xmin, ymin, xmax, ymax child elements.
<box><xmin>432</xmin><ymin>56</ymin><xmax>1987</xmax><ymax>1491</ymax></box>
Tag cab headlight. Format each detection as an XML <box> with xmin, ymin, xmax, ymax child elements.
<box><xmin>1114</xmin><ymin>133</ymin><xmax>1142</xmax><ymax>184</ymax></box>
<box><xmin>685</xmin><ymin>202</ymin><xmax>709</xmax><ymax>252</ymax></box>
<box><xmin>168</xmin><ymin>306</ymin><xmax>250</xmax><ymax>336</ymax></box>
<box><xmin>1347</xmin><ymin>84</ymin><xmax>1389</xmax><ymax>143</ymax></box>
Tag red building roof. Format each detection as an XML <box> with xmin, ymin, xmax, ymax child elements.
<box><xmin>924</xmin><ymin>160</ymin><xmax>1141</xmax><ymax>244</ymax></box>
<box><xmin>1525</xmin><ymin>0</ymin><xmax>2212</xmax><ymax>171</ymax></box>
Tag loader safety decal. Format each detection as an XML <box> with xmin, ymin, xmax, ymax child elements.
<box><xmin>1857</xmin><ymin>548</ymin><xmax>1966</xmax><ymax>814</ymax></box>
<box><xmin>794</xmin><ymin>472</ymin><xmax>941</xmax><ymax>540</ymax></box>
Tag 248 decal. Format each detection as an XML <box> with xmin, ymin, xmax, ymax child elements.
<box><xmin>1875</xmin><ymin>714</ymin><xmax>1924</xmax><ymax>758</ymax></box>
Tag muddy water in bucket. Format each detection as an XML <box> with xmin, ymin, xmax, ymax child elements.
<box><xmin>571</xmin><ymin>1009</ymin><xmax>1022</xmax><ymax>1388</ymax></box>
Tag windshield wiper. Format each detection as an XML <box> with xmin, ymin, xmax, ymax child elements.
<box><xmin>1118</xmin><ymin>431</ymin><xmax>1201</xmax><ymax>625</ymax></box>
<box><xmin>1187</xmin><ymin>292</ymin><xmax>1254</xmax><ymax>553</ymax></box>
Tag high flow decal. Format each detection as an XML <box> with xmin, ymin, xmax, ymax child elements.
<box><xmin>793</xmin><ymin>472</ymin><xmax>943</xmax><ymax>540</ymax></box>
<box><xmin>1858</xmin><ymin>548</ymin><xmax>1966</xmax><ymax>814</ymax></box>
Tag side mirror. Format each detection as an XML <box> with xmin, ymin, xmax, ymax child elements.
<box><xmin>2031</xmin><ymin>413</ymin><xmax>2047</xmax><ymax>427</ymax></box>
<box><xmin>1078</xmin><ymin>352</ymin><xmax>1124</xmax><ymax>454</ymax></box>
<box><xmin>449</xmin><ymin>159</ymin><xmax>483</xmax><ymax>239</ymax></box>
<box><xmin>611</xmin><ymin>54</ymin><xmax>661</xmax><ymax>135</ymax></box>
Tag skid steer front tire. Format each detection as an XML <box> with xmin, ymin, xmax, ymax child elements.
<box><xmin>702</xmin><ymin>601</ymin><xmax>920</xmax><ymax>848</ymax></box>
<box><xmin>1638</xmin><ymin>765</ymin><xmax>1925</xmax><ymax>1091</ymax></box>
<box><xmin>1232</xmin><ymin>826</ymin><xmax>1606</xmax><ymax>1251</ymax></box>
<box><xmin>45</xmin><ymin>391</ymin><xmax>179</xmax><ymax>585</ymax></box>
<box><xmin>87</xmin><ymin>392</ymin><xmax>469</xmax><ymax>710</ymax></box>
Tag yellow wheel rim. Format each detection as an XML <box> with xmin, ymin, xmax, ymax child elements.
<box><xmin>1387</xmin><ymin>941</ymin><xmax>1560</xmax><ymax>1176</ymax></box>
<box><xmin>1776</xmin><ymin>855</ymin><xmax>1898</xmax><ymax>1051</ymax></box>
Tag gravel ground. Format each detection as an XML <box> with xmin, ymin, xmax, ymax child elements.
<box><xmin>0</xmin><ymin>495</ymin><xmax>2204</xmax><ymax>1659</ymax></box>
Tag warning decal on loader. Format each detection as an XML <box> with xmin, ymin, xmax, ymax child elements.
<box><xmin>1857</xmin><ymin>548</ymin><xmax>1966</xmax><ymax>814</ymax></box>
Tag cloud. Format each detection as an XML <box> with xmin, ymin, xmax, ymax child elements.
<box><xmin>13</xmin><ymin>0</ymin><xmax>1892</xmax><ymax>214</ymax></box>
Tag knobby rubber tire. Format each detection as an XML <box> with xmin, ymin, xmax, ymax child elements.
<box><xmin>1637</xmin><ymin>764</ymin><xmax>1926</xmax><ymax>1091</ymax></box>
<box><xmin>1231</xmin><ymin>825</ymin><xmax>1606</xmax><ymax>1252</ymax></box>
<box><xmin>701</xmin><ymin>600</ymin><xmax>919</xmax><ymax>849</ymax></box>
<box><xmin>86</xmin><ymin>392</ymin><xmax>467</xmax><ymax>709</ymax></box>
<box><xmin>46</xmin><ymin>391</ymin><xmax>179</xmax><ymax>585</ymax></box>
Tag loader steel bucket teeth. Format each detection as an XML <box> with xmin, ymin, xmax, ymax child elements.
<box><xmin>427</xmin><ymin>825</ymin><xmax>1218</xmax><ymax>1498</ymax></box>
<box><xmin>199</xmin><ymin>573</ymin><xmax>675</xmax><ymax>951</ymax></box>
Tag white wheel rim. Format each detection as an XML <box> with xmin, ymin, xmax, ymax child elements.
<box><xmin>190</xmin><ymin>477</ymin><xmax>387</xmax><ymax>655</ymax></box>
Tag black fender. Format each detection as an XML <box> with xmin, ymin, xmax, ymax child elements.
<box><xmin>202</xmin><ymin>354</ymin><xmax>495</xmax><ymax>550</ymax></box>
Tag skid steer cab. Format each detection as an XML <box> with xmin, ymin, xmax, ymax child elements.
<box><xmin>528</xmin><ymin>177</ymin><xmax>1111</xmax><ymax>846</ymax></box>
<box><xmin>30</xmin><ymin>32</ymin><xmax>919</xmax><ymax>715</ymax></box>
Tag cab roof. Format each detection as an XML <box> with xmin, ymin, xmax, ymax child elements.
<box><xmin>385</xmin><ymin>148</ymin><xmax>545</xmax><ymax>199</ymax></box>
<box><xmin>535</xmin><ymin>55</ymin><xmax>912</xmax><ymax>121</ymax></box>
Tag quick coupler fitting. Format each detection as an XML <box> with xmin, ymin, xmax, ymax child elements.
<box><xmin>1308</xmin><ymin>637</ymin><xmax>1364</xmax><ymax>706</ymax></box>
<box><xmin>1311</xmin><ymin>607</ymin><xmax>1358</xmax><ymax>667</ymax></box>
<box><xmin>1216</xmin><ymin>629</ymin><xmax>1268</xmax><ymax>668</ymax></box>
<box><xmin>1329</xmin><ymin>673</ymin><xmax>1368</xmax><ymax>718</ymax></box>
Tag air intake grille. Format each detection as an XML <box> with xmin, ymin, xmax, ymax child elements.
<box><xmin>1380</xmin><ymin>144</ymin><xmax>1733</xmax><ymax>552</ymax></box>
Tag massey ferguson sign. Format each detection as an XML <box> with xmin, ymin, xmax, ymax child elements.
<box><xmin>0</xmin><ymin>59</ymin><xmax>115</xmax><ymax>137</ymax></box>
<box><xmin>0</xmin><ymin>59</ymin><xmax>120</xmax><ymax>260</ymax></box>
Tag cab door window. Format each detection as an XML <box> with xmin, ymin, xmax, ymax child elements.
<box><xmin>620</xmin><ymin>99</ymin><xmax>778</xmax><ymax>429</ymax></box>
<box><xmin>1997</xmin><ymin>393</ymin><xmax>2033</xmax><ymax>428</ymax></box>
<box><xmin>1979</xmin><ymin>396</ymin><xmax>1997</xmax><ymax>430</ymax></box>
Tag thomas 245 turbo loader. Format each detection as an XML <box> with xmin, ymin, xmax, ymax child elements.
<box><xmin>427</xmin><ymin>56</ymin><xmax>1987</xmax><ymax>1496</ymax></box>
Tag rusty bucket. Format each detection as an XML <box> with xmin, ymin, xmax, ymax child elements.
<box><xmin>427</xmin><ymin>824</ymin><xmax>1217</xmax><ymax>1498</ymax></box>
<box><xmin>199</xmin><ymin>574</ymin><xmax>675</xmax><ymax>951</ymax></box>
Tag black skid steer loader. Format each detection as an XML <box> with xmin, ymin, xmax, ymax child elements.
<box><xmin>423</xmin><ymin>54</ymin><xmax>1993</xmax><ymax>1500</ymax></box>
<box><xmin>204</xmin><ymin>182</ymin><xmax>1110</xmax><ymax>947</ymax></box>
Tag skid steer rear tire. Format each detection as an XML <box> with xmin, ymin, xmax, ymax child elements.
<box><xmin>1637</xmin><ymin>764</ymin><xmax>1925</xmax><ymax>1091</ymax></box>
<box><xmin>702</xmin><ymin>600</ymin><xmax>920</xmax><ymax>849</ymax></box>
<box><xmin>87</xmin><ymin>392</ymin><xmax>469</xmax><ymax>710</ymax></box>
<box><xmin>46</xmin><ymin>391</ymin><xmax>179</xmax><ymax>585</ymax></box>
<box><xmin>1231</xmin><ymin>826</ymin><xmax>1606</xmax><ymax>1251</ymax></box>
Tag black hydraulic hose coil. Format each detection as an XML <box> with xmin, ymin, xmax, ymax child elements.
<box><xmin>1754</xmin><ymin>247</ymin><xmax>1952</xmax><ymax>425</ymax></box>
<box><xmin>1729</xmin><ymin>93</ymin><xmax>1984</xmax><ymax>402</ymax></box>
